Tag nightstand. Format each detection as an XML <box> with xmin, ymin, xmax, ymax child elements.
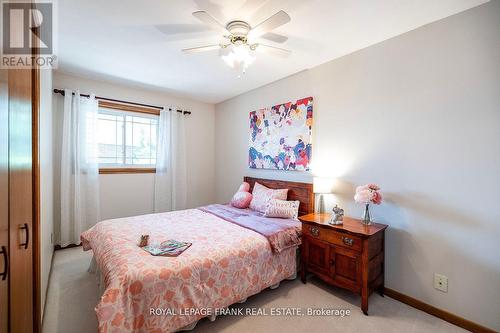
<box><xmin>299</xmin><ymin>213</ymin><xmax>388</xmax><ymax>315</ymax></box>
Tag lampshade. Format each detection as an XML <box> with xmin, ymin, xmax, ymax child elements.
<box><xmin>313</xmin><ymin>177</ymin><xmax>335</xmax><ymax>194</ymax></box>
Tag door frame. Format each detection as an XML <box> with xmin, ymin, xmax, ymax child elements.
<box><xmin>32</xmin><ymin>57</ymin><xmax>41</xmax><ymax>333</ymax></box>
<box><xmin>31</xmin><ymin>1</ymin><xmax>41</xmax><ymax>330</ymax></box>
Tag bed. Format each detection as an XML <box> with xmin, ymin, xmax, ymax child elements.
<box><xmin>81</xmin><ymin>177</ymin><xmax>314</xmax><ymax>333</ymax></box>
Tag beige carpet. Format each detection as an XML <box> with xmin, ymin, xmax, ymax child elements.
<box><xmin>42</xmin><ymin>248</ymin><xmax>465</xmax><ymax>333</ymax></box>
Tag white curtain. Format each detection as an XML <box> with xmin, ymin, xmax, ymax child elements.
<box><xmin>154</xmin><ymin>108</ymin><xmax>187</xmax><ymax>212</ymax></box>
<box><xmin>60</xmin><ymin>89</ymin><xmax>100</xmax><ymax>246</ymax></box>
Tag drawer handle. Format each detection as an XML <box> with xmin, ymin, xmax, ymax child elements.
<box><xmin>342</xmin><ymin>237</ymin><xmax>354</xmax><ymax>246</ymax></box>
<box><xmin>310</xmin><ymin>226</ymin><xmax>320</xmax><ymax>237</ymax></box>
<box><xmin>0</xmin><ymin>246</ymin><xmax>8</xmax><ymax>281</ymax></box>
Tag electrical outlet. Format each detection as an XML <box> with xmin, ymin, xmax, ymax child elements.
<box><xmin>434</xmin><ymin>273</ymin><xmax>448</xmax><ymax>292</ymax></box>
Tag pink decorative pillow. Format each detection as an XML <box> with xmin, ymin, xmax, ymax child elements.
<box><xmin>249</xmin><ymin>182</ymin><xmax>288</xmax><ymax>213</ymax></box>
<box><xmin>230</xmin><ymin>191</ymin><xmax>253</xmax><ymax>209</ymax></box>
<box><xmin>264</xmin><ymin>199</ymin><xmax>300</xmax><ymax>220</ymax></box>
<box><xmin>238</xmin><ymin>182</ymin><xmax>250</xmax><ymax>192</ymax></box>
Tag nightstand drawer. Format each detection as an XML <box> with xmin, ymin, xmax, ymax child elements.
<box><xmin>303</xmin><ymin>225</ymin><xmax>362</xmax><ymax>252</ymax></box>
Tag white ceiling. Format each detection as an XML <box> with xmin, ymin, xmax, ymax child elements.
<box><xmin>57</xmin><ymin>0</ymin><xmax>488</xmax><ymax>104</ymax></box>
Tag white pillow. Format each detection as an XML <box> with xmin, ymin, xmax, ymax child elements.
<box><xmin>264</xmin><ymin>199</ymin><xmax>300</xmax><ymax>220</ymax></box>
<box><xmin>249</xmin><ymin>182</ymin><xmax>288</xmax><ymax>213</ymax></box>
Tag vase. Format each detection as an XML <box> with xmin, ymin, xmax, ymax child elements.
<box><xmin>362</xmin><ymin>203</ymin><xmax>372</xmax><ymax>225</ymax></box>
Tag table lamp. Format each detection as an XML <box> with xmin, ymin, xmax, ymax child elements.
<box><xmin>313</xmin><ymin>177</ymin><xmax>335</xmax><ymax>213</ymax></box>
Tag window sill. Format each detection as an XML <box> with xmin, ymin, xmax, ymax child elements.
<box><xmin>99</xmin><ymin>168</ymin><xmax>156</xmax><ymax>174</ymax></box>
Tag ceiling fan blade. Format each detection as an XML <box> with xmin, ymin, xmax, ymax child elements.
<box><xmin>192</xmin><ymin>11</ymin><xmax>228</xmax><ymax>35</ymax></box>
<box><xmin>248</xmin><ymin>10</ymin><xmax>290</xmax><ymax>39</ymax></box>
<box><xmin>154</xmin><ymin>24</ymin><xmax>209</xmax><ymax>36</ymax></box>
<box><xmin>151</xmin><ymin>24</ymin><xmax>215</xmax><ymax>42</ymax></box>
<box><xmin>182</xmin><ymin>45</ymin><xmax>221</xmax><ymax>54</ymax></box>
<box><xmin>260</xmin><ymin>32</ymin><xmax>288</xmax><ymax>44</ymax></box>
<box><xmin>256</xmin><ymin>44</ymin><xmax>291</xmax><ymax>57</ymax></box>
<box><xmin>237</xmin><ymin>0</ymin><xmax>269</xmax><ymax>16</ymax></box>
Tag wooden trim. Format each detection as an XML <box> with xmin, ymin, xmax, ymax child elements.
<box><xmin>99</xmin><ymin>167</ymin><xmax>156</xmax><ymax>174</ymax></box>
<box><xmin>0</xmin><ymin>68</ymin><xmax>9</xmax><ymax>333</ymax></box>
<box><xmin>384</xmin><ymin>288</ymin><xmax>496</xmax><ymax>333</ymax></box>
<box><xmin>98</xmin><ymin>100</ymin><xmax>160</xmax><ymax>116</ymax></box>
<box><xmin>31</xmin><ymin>11</ymin><xmax>42</xmax><ymax>333</ymax></box>
<box><xmin>32</xmin><ymin>65</ymin><xmax>41</xmax><ymax>333</ymax></box>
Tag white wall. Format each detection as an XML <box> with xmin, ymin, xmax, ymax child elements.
<box><xmin>215</xmin><ymin>2</ymin><xmax>500</xmax><ymax>330</ymax></box>
<box><xmin>52</xmin><ymin>72</ymin><xmax>216</xmax><ymax>225</ymax></box>
<box><xmin>40</xmin><ymin>68</ymin><xmax>54</xmax><ymax>316</ymax></box>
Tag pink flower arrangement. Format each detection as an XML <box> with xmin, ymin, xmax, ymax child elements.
<box><xmin>354</xmin><ymin>184</ymin><xmax>382</xmax><ymax>205</ymax></box>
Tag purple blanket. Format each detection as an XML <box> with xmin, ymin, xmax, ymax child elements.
<box><xmin>198</xmin><ymin>204</ymin><xmax>302</xmax><ymax>253</ymax></box>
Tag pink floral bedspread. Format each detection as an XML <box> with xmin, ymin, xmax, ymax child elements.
<box><xmin>80</xmin><ymin>208</ymin><xmax>297</xmax><ymax>333</ymax></box>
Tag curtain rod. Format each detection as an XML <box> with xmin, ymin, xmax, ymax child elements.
<box><xmin>53</xmin><ymin>89</ymin><xmax>192</xmax><ymax>115</ymax></box>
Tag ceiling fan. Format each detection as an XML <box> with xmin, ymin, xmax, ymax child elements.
<box><xmin>182</xmin><ymin>4</ymin><xmax>292</xmax><ymax>74</ymax></box>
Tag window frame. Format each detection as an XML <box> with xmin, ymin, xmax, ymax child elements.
<box><xmin>97</xmin><ymin>100</ymin><xmax>160</xmax><ymax>174</ymax></box>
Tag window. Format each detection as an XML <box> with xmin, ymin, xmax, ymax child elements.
<box><xmin>97</xmin><ymin>103</ymin><xmax>159</xmax><ymax>173</ymax></box>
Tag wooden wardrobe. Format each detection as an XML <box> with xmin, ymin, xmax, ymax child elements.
<box><xmin>0</xmin><ymin>67</ymin><xmax>41</xmax><ymax>332</ymax></box>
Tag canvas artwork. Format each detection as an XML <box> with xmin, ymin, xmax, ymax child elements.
<box><xmin>249</xmin><ymin>97</ymin><xmax>313</xmax><ymax>171</ymax></box>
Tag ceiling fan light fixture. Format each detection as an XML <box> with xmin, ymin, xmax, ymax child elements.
<box><xmin>221</xmin><ymin>44</ymin><xmax>256</xmax><ymax>72</ymax></box>
<box><xmin>187</xmin><ymin>7</ymin><xmax>292</xmax><ymax>76</ymax></box>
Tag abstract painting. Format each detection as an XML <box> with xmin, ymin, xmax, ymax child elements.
<box><xmin>249</xmin><ymin>97</ymin><xmax>313</xmax><ymax>171</ymax></box>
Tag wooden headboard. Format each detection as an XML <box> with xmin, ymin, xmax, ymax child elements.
<box><xmin>244</xmin><ymin>177</ymin><xmax>314</xmax><ymax>216</ymax></box>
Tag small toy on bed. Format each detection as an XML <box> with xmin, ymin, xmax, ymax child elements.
<box><xmin>139</xmin><ymin>234</ymin><xmax>149</xmax><ymax>247</ymax></box>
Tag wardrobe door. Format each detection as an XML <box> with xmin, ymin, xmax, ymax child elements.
<box><xmin>0</xmin><ymin>70</ymin><xmax>9</xmax><ymax>333</ymax></box>
<box><xmin>8</xmin><ymin>69</ymin><xmax>34</xmax><ymax>333</ymax></box>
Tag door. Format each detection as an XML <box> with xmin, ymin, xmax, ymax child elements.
<box><xmin>8</xmin><ymin>68</ymin><xmax>34</xmax><ymax>333</ymax></box>
<box><xmin>304</xmin><ymin>237</ymin><xmax>331</xmax><ymax>276</ymax></box>
<box><xmin>330</xmin><ymin>246</ymin><xmax>360</xmax><ymax>292</ymax></box>
<box><xmin>0</xmin><ymin>69</ymin><xmax>9</xmax><ymax>333</ymax></box>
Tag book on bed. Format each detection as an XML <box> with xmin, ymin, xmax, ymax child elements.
<box><xmin>142</xmin><ymin>240</ymin><xmax>192</xmax><ymax>257</ymax></box>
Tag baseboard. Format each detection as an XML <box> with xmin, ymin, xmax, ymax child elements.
<box><xmin>54</xmin><ymin>243</ymin><xmax>82</xmax><ymax>251</ymax></box>
<box><xmin>384</xmin><ymin>288</ymin><xmax>496</xmax><ymax>333</ymax></box>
